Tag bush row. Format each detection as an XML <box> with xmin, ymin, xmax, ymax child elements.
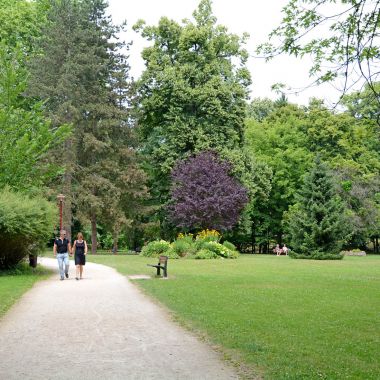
<box><xmin>141</xmin><ymin>230</ymin><xmax>239</xmax><ymax>260</ymax></box>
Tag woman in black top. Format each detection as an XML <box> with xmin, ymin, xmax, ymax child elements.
<box><xmin>72</xmin><ymin>232</ymin><xmax>88</xmax><ymax>280</ymax></box>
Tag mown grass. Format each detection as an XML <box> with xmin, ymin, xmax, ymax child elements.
<box><xmin>0</xmin><ymin>263</ymin><xmax>52</xmax><ymax>318</ymax></box>
<box><xmin>88</xmin><ymin>254</ymin><xmax>380</xmax><ymax>379</ymax></box>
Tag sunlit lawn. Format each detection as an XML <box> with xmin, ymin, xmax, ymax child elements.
<box><xmin>0</xmin><ymin>264</ymin><xmax>52</xmax><ymax>318</ymax></box>
<box><xmin>89</xmin><ymin>254</ymin><xmax>379</xmax><ymax>379</ymax></box>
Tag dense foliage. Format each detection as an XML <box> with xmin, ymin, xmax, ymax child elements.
<box><xmin>28</xmin><ymin>0</ymin><xmax>148</xmax><ymax>250</ymax></box>
<box><xmin>0</xmin><ymin>188</ymin><xmax>56</xmax><ymax>268</ymax></box>
<box><xmin>134</xmin><ymin>0</ymin><xmax>254</xmax><ymax>235</ymax></box>
<box><xmin>0</xmin><ymin>45</ymin><xmax>70</xmax><ymax>191</ymax></box>
<box><xmin>169</xmin><ymin>151</ymin><xmax>248</xmax><ymax>231</ymax></box>
<box><xmin>141</xmin><ymin>230</ymin><xmax>239</xmax><ymax>260</ymax></box>
<box><xmin>141</xmin><ymin>240</ymin><xmax>179</xmax><ymax>259</ymax></box>
<box><xmin>245</xmin><ymin>96</ymin><xmax>380</xmax><ymax>253</ymax></box>
<box><xmin>0</xmin><ymin>0</ymin><xmax>379</xmax><ymax>260</ymax></box>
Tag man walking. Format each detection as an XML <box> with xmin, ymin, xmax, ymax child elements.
<box><xmin>53</xmin><ymin>230</ymin><xmax>72</xmax><ymax>280</ymax></box>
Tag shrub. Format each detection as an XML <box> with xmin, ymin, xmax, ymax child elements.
<box><xmin>195</xmin><ymin>229</ymin><xmax>221</xmax><ymax>242</ymax></box>
<box><xmin>141</xmin><ymin>240</ymin><xmax>179</xmax><ymax>259</ymax></box>
<box><xmin>164</xmin><ymin>248</ymin><xmax>180</xmax><ymax>259</ymax></box>
<box><xmin>202</xmin><ymin>241</ymin><xmax>239</xmax><ymax>259</ymax></box>
<box><xmin>194</xmin><ymin>238</ymin><xmax>206</xmax><ymax>251</ymax></box>
<box><xmin>172</xmin><ymin>239</ymin><xmax>195</xmax><ymax>257</ymax></box>
<box><xmin>222</xmin><ymin>240</ymin><xmax>237</xmax><ymax>251</ymax></box>
<box><xmin>0</xmin><ymin>188</ymin><xmax>56</xmax><ymax>269</ymax></box>
<box><xmin>177</xmin><ymin>233</ymin><xmax>194</xmax><ymax>244</ymax></box>
<box><xmin>289</xmin><ymin>251</ymin><xmax>343</xmax><ymax>260</ymax></box>
<box><xmin>195</xmin><ymin>249</ymin><xmax>219</xmax><ymax>260</ymax></box>
<box><xmin>100</xmin><ymin>232</ymin><xmax>113</xmax><ymax>250</ymax></box>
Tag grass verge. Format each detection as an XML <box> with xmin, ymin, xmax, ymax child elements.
<box><xmin>0</xmin><ymin>263</ymin><xmax>52</xmax><ymax>318</ymax></box>
<box><xmin>89</xmin><ymin>254</ymin><xmax>380</xmax><ymax>379</ymax></box>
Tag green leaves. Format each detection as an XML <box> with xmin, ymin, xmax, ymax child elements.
<box><xmin>0</xmin><ymin>44</ymin><xmax>71</xmax><ymax>191</ymax></box>
<box><xmin>285</xmin><ymin>157</ymin><xmax>347</xmax><ymax>258</ymax></box>
<box><xmin>0</xmin><ymin>187</ymin><xmax>56</xmax><ymax>268</ymax></box>
<box><xmin>258</xmin><ymin>0</ymin><xmax>380</xmax><ymax>100</ymax></box>
<box><xmin>135</xmin><ymin>0</ymin><xmax>252</xmax><ymax>227</ymax></box>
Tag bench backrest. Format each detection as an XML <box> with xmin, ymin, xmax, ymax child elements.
<box><xmin>159</xmin><ymin>255</ymin><xmax>168</xmax><ymax>265</ymax></box>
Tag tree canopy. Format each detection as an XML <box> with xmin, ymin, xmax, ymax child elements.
<box><xmin>134</xmin><ymin>0</ymin><xmax>251</xmax><ymax>189</ymax></box>
<box><xmin>1</xmin><ymin>0</ymin><xmax>380</xmax><ymax>256</ymax></box>
<box><xmin>169</xmin><ymin>151</ymin><xmax>248</xmax><ymax>231</ymax></box>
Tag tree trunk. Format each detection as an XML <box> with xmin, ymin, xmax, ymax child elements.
<box><xmin>91</xmin><ymin>213</ymin><xmax>97</xmax><ymax>254</ymax></box>
<box><xmin>251</xmin><ymin>220</ymin><xmax>256</xmax><ymax>254</ymax></box>
<box><xmin>29</xmin><ymin>254</ymin><xmax>37</xmax><ymax>268</ymax></box>
<box><xmin>112</xmin><ymin>233</ymin><xmax>118</xmax><ymax>254</ymax></box>
<box><xmin>62</xmin><ymin>138</ymin><xmax>73</xmax><ymax>241</ymax></box>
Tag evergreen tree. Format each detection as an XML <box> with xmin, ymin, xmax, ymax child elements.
<box><xmin>285</xmin><ymin>157</ymin><xmax>348</xmax><ymax>259</ymax></box>
<box><xmin>29</xmin><ymin>0</ymin><xmax>147</xmax><ymax>250</ymax></box>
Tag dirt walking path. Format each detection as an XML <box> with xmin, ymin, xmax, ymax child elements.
<box><xmin>0</xmin><ymin>258</ymin><xmax>239</xmax><ymax>380</ymax></box>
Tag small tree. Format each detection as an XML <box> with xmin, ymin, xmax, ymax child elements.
<box><xmin>169</xmin><ymin>151</ymin><xmax>248</xmax><ymax>231</ymax></box>
<box><xmin>285</xmin><ymin>157</ymin><xmax>348</xmax><ymax>259</ymax></box>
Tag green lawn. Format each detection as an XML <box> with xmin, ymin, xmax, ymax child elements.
<box><xmin>0</xmin><ymin>264</ymin><xmax>52</xmax><ymax>318</ymax></box>
<box><xmin>88</xmin><ymin>255</ymin><xmax>380</xmax><ymax>379</ymax></box>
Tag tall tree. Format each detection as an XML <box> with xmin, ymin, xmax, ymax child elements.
<box><xmin>29</xmin><ymin>0</ymin><xmax>147</xmax><ymax>250</ymax></box>
<box><xmin>342</xmin><ymin>82</ymin><xmax>380</xmax><ymax>122</ymax></box>
<box><xmin>285</xmin><ymin>157</ymin><xmax>348</xmax><ymax>259</ymax></box>
<box><xmin>245</xmin><ymin>103</ymin><xmax>313</xmax><ymax>247</ymax></box>
<box><xmin>134</xmin><ymin>0</ymin><xmax>251</xmax><ymax>218</ymax></box>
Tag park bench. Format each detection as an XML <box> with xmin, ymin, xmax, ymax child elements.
<box><xmin>147</xmin><ymin>255</ymin><xmax>168</xmax><ymax>278</ymax></box>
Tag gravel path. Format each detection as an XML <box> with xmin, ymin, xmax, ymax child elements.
<box><xmin>0</xmin><ymin>258</ymin><xmax>239</xmax><ymax>380</ymax></box>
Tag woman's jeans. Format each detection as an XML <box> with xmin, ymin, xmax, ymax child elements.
<box><xmin>56</xmin><ymin>252</ymin><xmax>69</xmax><ymax>279</ymax></box>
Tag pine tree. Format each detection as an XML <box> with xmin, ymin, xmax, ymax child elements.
<box><xmin>29</xmin><ymin>0</ymin><xmax>147</xmax><ymax>250</ymax></box>
<box><xmin>286</xmin><ymin>156</ymin><xmax>347</xmax><ymax>259</ymax></box>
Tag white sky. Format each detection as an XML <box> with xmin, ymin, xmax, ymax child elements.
<box><xmin>107</xmin><ymin>0</ymin><xmax>341</xmax><ymax>106</ymax></box>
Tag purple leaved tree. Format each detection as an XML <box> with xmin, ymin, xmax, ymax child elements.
<box><xmin>169</xmin><ymin>151</ymin><xmax>248</xmax><ymax>231</ymax></box>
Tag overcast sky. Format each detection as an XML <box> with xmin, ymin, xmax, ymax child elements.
<box><xmin>107</xmin><ymin>0</ymin><xmax>340</xmax><ymax>106</ymax></box>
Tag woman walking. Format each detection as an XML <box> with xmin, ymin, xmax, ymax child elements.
<box><xmin>72</xmin><ymin>232</ymin><xmax>87</xmax><ymax>280</ymax></box>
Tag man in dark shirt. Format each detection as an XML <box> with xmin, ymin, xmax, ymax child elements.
<box><xmin>53</xmin><ymin>230</ymin><xmax>72</xmax><ymax>280</ymax></box>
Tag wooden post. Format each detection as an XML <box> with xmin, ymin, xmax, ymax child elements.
<box><xmin>57</xmin><ymin>194</ymin><xmax>65</xmax><ymax>231</ymax></box>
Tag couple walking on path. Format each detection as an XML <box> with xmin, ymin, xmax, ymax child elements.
<box><xmin>53</xmin><ymin>230</ymin><xmax>88</xmax><ymax>281</ymax></box>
